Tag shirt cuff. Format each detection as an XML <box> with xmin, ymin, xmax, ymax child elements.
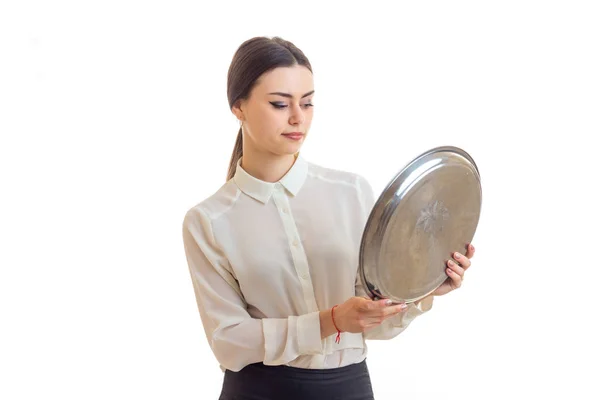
<box><xmin>413</xmin><ymin>295</ymin><xmax>434</xmax><ymax>313</ymax></box>
<box><xmin>297</xmin><ymin>311</ymin><xmax>324</xmax><ymax>355</ymax></box>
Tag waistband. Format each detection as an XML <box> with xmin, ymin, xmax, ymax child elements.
<box><xmin>243</xmin><ymin>359</ymin><xmax>368</xmax><ymax>377</ymax></box>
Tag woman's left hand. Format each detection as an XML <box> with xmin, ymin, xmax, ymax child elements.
<box><xmin>431</xmin><ymin>243</ymin><xmax>475</xmax><ymax>297</ymax></box>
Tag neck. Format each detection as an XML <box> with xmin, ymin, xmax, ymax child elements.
<box><xmin>240</xmin><ymin>148</ymin><xmax>297</xmax><ymax>183</ymax></box>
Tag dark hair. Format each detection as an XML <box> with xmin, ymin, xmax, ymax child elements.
<box><xmin>226</xmin><ymin>36</ymin><xmax>313</xmax><ymax>181</ymax></box>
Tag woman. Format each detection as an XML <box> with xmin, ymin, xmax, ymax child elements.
<box><xmin>182</xmin><ymin>36</ymin><xmax>475</xmax><ymax>400</ymax></box>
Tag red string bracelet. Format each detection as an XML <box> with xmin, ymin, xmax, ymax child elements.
<box><xmin>331</xmin><ymin>305</ymin><xmax>341</xmax><ymax>344</ymax></box>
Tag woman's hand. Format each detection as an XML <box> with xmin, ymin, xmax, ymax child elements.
<box><xmin>431</xmin><ymin>243</ymin><xmax>475</xmax><ymax>297</ymax></box>
<box><xmin>320</xmin><ymin>297</ymin><xmax>407</xmax><ymax>338</ymax></box>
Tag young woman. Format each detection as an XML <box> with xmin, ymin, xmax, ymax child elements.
<box><xmin>182</xmin><ymin>36</ymin><xmax>475</xmax><ymax>400</ymax></box>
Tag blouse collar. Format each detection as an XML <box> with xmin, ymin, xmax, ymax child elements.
<box><xmin>233</xmin><ymin>153</ymin><xmax>308</xmax><ymax>204</ymax></box>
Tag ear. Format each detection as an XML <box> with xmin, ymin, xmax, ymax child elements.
<box><xmin>231</xmin><ymin>100</ymin><xmax>245</xmax><ymax>122</ymax></box>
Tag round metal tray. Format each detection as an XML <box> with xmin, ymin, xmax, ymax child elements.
<box><xmin>359</xmin><ymin>146</ymin><xmax>482</xmax><ymax>303</ymax></box>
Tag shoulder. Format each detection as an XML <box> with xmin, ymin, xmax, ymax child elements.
<box><xmin>306</xmin><ymin>161</ymin><xmax>371</xmax><ymax>192</ymax></box>
<box><xmin>183</xmin><ymin>179</ymin><xmax>240</xmax><ymax>227</ymax></box>
<box><xmin>305</xmin><ymin>160</ymin><xmax>376</xmax><ymax>217</ymax></box>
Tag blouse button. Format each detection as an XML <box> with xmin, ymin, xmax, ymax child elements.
<box><xmin>293</xmin><ymin>239</ymin><xmax>299</xmax><ymax>247</ymax></box>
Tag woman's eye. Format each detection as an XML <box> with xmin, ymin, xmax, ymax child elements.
<box><xmin>269</xmin><ymin>102</ymin><xmax>314</xmax><ymax>110</ymax></box>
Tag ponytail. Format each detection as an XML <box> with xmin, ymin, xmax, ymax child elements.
<box><xmin>226</xmin><ymin>127</ymin><xmax>243</xmax><ymax>181</ymax></box>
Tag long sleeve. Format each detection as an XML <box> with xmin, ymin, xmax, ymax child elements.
<box><xmin>354</xmin><ymin>175</ymin><xmax>434</xmax><ymax>341</ymax></box>
<box><xmin>182</xmin><ymin>207</ymin><xmax>324</xmax><ymax>372</ymax></box>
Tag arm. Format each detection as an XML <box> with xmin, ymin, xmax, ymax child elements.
<box><xmin>182</xmin><ymin>207</ymin><xmax>324</xmax><ymax>372</ymax></box>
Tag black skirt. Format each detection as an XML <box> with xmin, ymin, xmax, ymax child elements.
<box><xmin>219</xmin><ymin>359</ymin><xmax>375</xmax><ymax>400</ymax></box>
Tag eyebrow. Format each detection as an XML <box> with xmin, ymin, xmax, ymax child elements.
<box><xmin>268</xmin><ymin>90</ymin><xmax>314</xmax><ymax>99</ymax></box>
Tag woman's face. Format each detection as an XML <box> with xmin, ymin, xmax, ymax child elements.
<box><xmin>234</xmin><ymin>65</ymin><xmax>314</xmax><ymax>157</ymax></box>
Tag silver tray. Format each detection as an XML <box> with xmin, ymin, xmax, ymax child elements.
<box><xmin>359</xmin><ymin>146</ymin><xmax>482</xmax><ymax>303</ymax></box>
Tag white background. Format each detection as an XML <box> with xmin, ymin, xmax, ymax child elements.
<box><xmin>1</xmin><ymin>1</ymin><xmax>599</xmax><ymax>399</ymax></box>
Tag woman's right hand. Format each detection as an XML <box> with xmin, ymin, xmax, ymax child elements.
<box><xmin>335</xmin><ymin>297</ymin><xmax>407</xmax><ymax>333</ymax></box>
<box><xmin>320</xmin><ymin>297</ymin><xmax>407</xmax><ymax>338</ymax></box>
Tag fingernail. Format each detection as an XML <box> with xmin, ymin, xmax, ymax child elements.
<box><xmin>400</xmin><ymin>303</ymin><xmax>408</xmax><ymax>309</ymax></box>
<box><xmin>470</xmin><ymin>244</ymin><xmax>474</xmax><ymax>251</ymax></box>
<box><xmin>385</xmin><ymin>299</ymin><xmax>392</xmax><ymax>306</ymax></box>
<box><xmin>454</xmin><ymin>252</ymin><xmax>461</xmax><ymax>259</ymax></box>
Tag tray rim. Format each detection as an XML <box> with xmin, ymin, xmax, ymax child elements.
<box><xmin>358</xmin><ymin>145</ymin><xmax>482</xmax><ymax>303</ymax></box>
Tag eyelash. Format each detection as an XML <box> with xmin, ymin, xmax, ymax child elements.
<box><xmin>270</xmin><ymin>102</ymin><xmax>314</xmax><ymax>110</ymax></box>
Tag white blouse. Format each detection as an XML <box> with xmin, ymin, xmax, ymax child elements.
<box><xmin>182</xmin><ymin>154</ymin><xmax>434</xmax><ymax>372</ymax></box>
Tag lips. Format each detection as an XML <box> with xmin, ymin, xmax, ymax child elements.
<box><xmin>282</xmin><ymin>132</ymin><xmax>304</xmax><ymax>139</ymax></box>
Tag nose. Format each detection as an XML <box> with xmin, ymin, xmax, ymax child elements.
<box><xmin>288</xmin><ymin>103</ymin><xmax>305</xmax><ymax>126</ymax></box>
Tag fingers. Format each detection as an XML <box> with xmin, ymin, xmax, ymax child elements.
<box><xmin>383</xmin><ymin>303</ymin><xmax>407</xmax><ymax>316</ymax></box>
<box><xmin>362</xmin><ymin>298</ymin><xmax>407</xmax><ymax>320</ymax></box>
<box><xmin>377</xmin><ymin>299</ymin><xmax>393</xmax><ymax>308</ymax></box>
<box><xmin>372</xmin><ymin>299</ymin><xmax>407</xmax><ymax>312</ymax></box>
<box><xmin>447</xmin><ymin>259</ymin><xmax>465</xmax><ymax>279</ymax></box>
<box><xmin>367</xmin><ymin>303</ymin><xmax>407</xmax><ymax>326</ymax></box>
<box><xmin>465</xmin><ymin>243</ymin><xmax>476</xmax><ymax>259</ymax></box>
<box><xmin>446</xmin><ymin>261</ymin><xmax>463</xmax><ymax>288</ymax></box>
<box><xmin>378</xmin><ymin>302</ymin><xmax>407</xmax><ymax>319</ymax></box>
<box><xmin>352</xmin><ymin>298</ymin><xmax>408</xmax><ymax>331</ymax></box>
<box><xmin>452</xmin><ymin>251</ymin><xmax>472</xmax><ymax>270</ymax></box>
<box><xmin>439</xmin><ymin>244</ymin><xmax>474</xmax><ymax>295</ymax></box>
<box><xmin>361</xmin><ymin>298</ymin><xmax>389</xmax><ymax>311</ymax></box>
<box><xmin>367</xmin><ymin>298</ymin><xmax>401</xmax><ymax>309</ymax></box>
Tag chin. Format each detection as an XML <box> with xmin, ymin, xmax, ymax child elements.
<box><xmin>274</xmin><ymin>144</ymin><xmax>303</xmax><ymax>157</ymax></box>
<box><xmin>280</xmin><ymin>140</ymin><xmax>304</xmax><ymax>151</ymax></box>
<box><xmin>287</xmin><ymin>143</ymin><xmax>305</xmax><ymax>154</ymax></box>
<box><xmin>270</xmin><ymin>134</ymin><xmax>306</xmax><ymax>155</ymax></box>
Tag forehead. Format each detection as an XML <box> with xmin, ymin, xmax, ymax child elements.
<box><xmin>253</xmin><ymin>65</ymin><xmax>314</xmax><ymax>96</ymax></box>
